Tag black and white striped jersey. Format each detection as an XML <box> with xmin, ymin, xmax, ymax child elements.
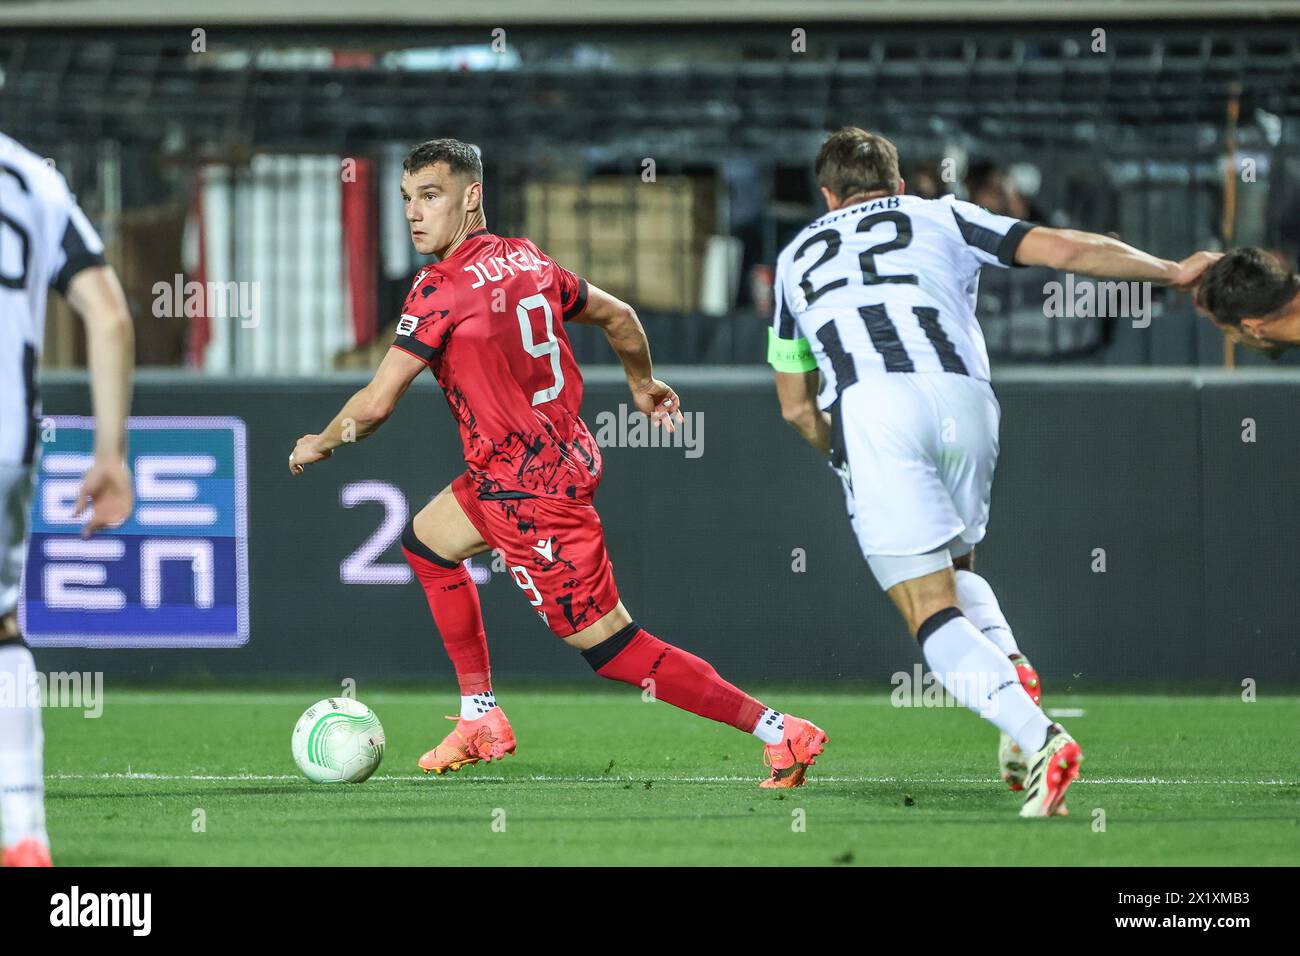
<box><xmin>767</xmin><ymin>193</ymin><xmax>1033</xmax><ymax>408</ymax></box>
<box><xmin>0</xmin><ymin>133</ymin><xmax>106</xmax><ymax>464</ymax></box>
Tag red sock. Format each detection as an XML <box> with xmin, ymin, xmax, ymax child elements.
<box><xmin>402</xmin><ymin>532</ymin><xmax>490</xmax><ymax>696</ymax></box>
<box><xmin>588</xmin><ymin>626</ymin><xmax>765</xmax><ymax>733</ymax></box>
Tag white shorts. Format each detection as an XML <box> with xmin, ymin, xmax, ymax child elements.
<box><xmin>834</xmin><ymin>373</ymin><xmax>1000</xmax><ymax>589</ymax></box>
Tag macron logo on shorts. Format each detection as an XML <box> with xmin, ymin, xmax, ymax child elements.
<box><xmin>531</xmin><ymin>537</ymin><xmax>554</xmax><ymax>562</ymax></box>
<box><xmin>396</xmin><ymin>314</ymin><xmax>419</xmax><ymax>336</ymax></box>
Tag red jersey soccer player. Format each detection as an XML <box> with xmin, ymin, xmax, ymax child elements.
<box><xmin>288</xmin><ymin>139</ymin><xmax>826</xmax><ymax>787</ymax></box>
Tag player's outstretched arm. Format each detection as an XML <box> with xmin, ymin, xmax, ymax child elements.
<box><xmin>774</xmin><ymin>370</ymin><xmax>831</xmax><ymax>455</ymax></box>
<box><xmin>64</xmin><ymin>264</ymin><xmax>135</xmax><ymax>536</ymax></box>
<box><xmin>1015</xmin><ymin>226</ymin><xmax>1220</xmax><ymax>290</ymax></box>
<box><xmin>570</xmin><ymin>283</ymin><xmax>684</xmax><ymax>432</ymax></box>
<box><xmin>289</xmin><ymin>347</ymin><xmax>425</xmax><ymax>475</ymax></box>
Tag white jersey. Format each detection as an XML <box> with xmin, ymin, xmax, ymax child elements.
<box><xmin>768</xmin><ymin>193</ymin><xmax>1032</xmax><ymax>407</ymax></box>
<box><xmin>0</xmin><ymin>132</ymin><xmax>105</xmax><ymax>464</ymax></box>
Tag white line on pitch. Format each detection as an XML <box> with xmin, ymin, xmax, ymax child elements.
<box><xmin>46</xmin><ymin>772</ymin><xmax>1300</xmax><ymax>786</ymax></box>
<box><xmin>80</xmin><ymin>693</ymin><xmax>1291</xmax><ymax>708</ymax></box>
<box><xmin>84</xmin><ymin>694</ymin><xmax>926</xmax><ymax>706</ymax></box>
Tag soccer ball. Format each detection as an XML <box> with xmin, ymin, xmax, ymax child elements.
<box><xmin>291</xmin><ymin>697</ymin><xmax>386</xmax><ymax>783</ymax></box>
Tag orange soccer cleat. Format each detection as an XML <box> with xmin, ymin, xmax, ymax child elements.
<box><xmin>2</xmin><ymin>838</ymin><xmax>53</xmax><ymax>867</ymax></box>
<box><xmin>418</xmin><ymin>707</ymin><xmax>517</xmax><ymax>775</ymax></box>
<box><xmin>759</xmin><ymin>715</ymin><xmax>828</xmax><ymax>789</ymax></box>
<box><xmin>1010</xmin><ymin>653</ymin><xmax>1041</xmax><ymax>705</ymax></box>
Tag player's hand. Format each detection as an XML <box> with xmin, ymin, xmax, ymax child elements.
<box><xmin>1169</xmin><ymin>251</ymin><xmax>1223</xmax><ymax>293</ymax></box>
<box><xmin>74</xmin><ymin>456</ymin><xmax>133</xmax><ymax>538</ymax></box>
<box><xmin>632</xmin><ymin>379</ymin><xmax>685</xmax><ymax>433</ymax></box>
<box><xmin>289</xmin><ymin>434</ymin><xmax>332</xmax><ymax>476</ymax></box>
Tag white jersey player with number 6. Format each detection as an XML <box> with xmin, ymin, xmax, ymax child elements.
<box><xmin>0</xmin><ymin>132</ymin><xmax>136</xmax><ymax>866</ymax></box>
<box><xmin>768</xmin><ymin>128</ymin><xmax>1219</xmax><ymax>817</ymax></box>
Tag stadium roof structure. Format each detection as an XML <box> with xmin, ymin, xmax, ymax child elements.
<box><xmin>2</xmin><ymin>25</ymin><xmax>1296</xmax><ymax>153</ymax></box>
<box><xmin>1</xmin><ymin>0</ymin><xmax>1298</xmax><ymax>26</ymax></box>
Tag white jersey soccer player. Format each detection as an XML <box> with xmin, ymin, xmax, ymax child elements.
<box><xmin>770</xmin><ymin>189</ymin><xmax>1022</xmax><ymax>566</ymax></box>
<box><xmin>769</xmin><ymin>128</ymin><xmax>1217</xmax><ymax>817</ymax></box>
<box><xmin>0</xmin><ymin>132</ymin><xmax>135</xmax><ymax>866</ymax></box>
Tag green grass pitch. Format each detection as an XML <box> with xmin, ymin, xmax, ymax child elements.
<box><xmin>43</xmin><ymin>687</ymin><xmax>1300</xmax><ymax>866</ymax></box>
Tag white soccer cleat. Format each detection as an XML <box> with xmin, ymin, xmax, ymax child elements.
<box><xmin>999</xmin><ymin>731</ymin><xmax>1028</xmax><ymax>791</ymax></box>
<box><xmin>1019</xmin><ymin>723</ymin><xmax>1083</xmax><ymax>818</ymax></box>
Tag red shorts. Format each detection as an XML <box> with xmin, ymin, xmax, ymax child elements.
<box><xmin>452</xmin><ymin>472</ymin><xmax>620</xmax><ymax>638</ymax></box>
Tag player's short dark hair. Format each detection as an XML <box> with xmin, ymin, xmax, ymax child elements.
<box><xmin>815</xmin><ymin>127</ymin><xmax>901</xmax><ymax>201</ymax></box>
<box><xmin>403</xmin><ymin>138</ymin><xmax>483</xmax><ymax>183</ymax></box>
<box><xmin>1195</xmin><ymin>247</ymin><xmax>1299</xmax><ymax>327</ymax></box>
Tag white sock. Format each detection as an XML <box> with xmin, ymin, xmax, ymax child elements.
<box><xmin>751</xmin><ymin>708</ymin><xmax>785</xmax><ymax>745</ymax></box>
<box><xmin>0</xmin><ymin>644</ymin><xmax>48</xmax><ymax>848</ymax></box>
<box><xmin>920</xmin><ymin>611</ymin><xmax>1050</xmax><ymax>753</ymax></box>
<box><xmin>955</xmin><ymin>569</ymin><xmax>1021</xmax><ymax>658</ymax></box>
<box><xmin>460</xmin><ymin>690</ymin><xmax>497</xmax><ymax>721</ymax></box>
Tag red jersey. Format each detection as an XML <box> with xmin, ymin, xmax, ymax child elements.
<box><xmin>391</xmin><ymin>230</ymin><xmax>601</xmax><ymax>500</ymax></box>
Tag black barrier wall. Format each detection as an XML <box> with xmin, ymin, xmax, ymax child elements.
<box><xmin>28</xmin><ymin>368</ymin><xmax>1300</xmax><ymax>686</ymax></box>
